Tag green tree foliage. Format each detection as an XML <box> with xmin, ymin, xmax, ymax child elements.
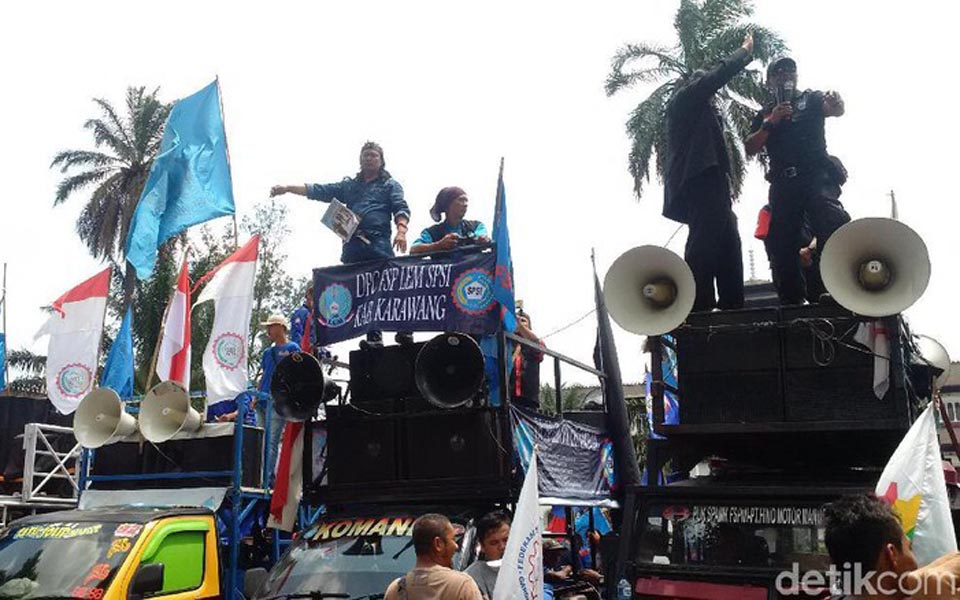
<box><xmin>606</xmin><ymin>0</ymin><xmax>787</xmax><ymax>199</ymax></box>
<box><xmin>51</xmin><ymin>87</ymin><xmax>170</xmax><ymax>262</ymax></box>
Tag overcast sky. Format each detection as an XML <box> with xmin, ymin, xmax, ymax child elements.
<box><xmin>2</xmin><ymin>1</ymin><xmax>958</xmax><ymax>388</ymax></box>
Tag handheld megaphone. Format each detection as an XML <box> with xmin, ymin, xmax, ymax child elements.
<box><xmin>73</xmin><ymin>387</ymin><xmax>138</xmax><ymax>448</ymax></box>
<box><xmin>820</xmin><ymin>218</ymin><xmax>930</xmax><ymax>317</ymax></box>
<box><xmin>916</xmin><ymin>334</ymin><xmax>952</xmax><ymax>388</ymax></box>
<box><xmin>415</xmin><ymin>333</ymin><xmax>485</xmax><ymax>409</ymax></box>
<box><xmin>139</xmin><ymin>381</ymin><xmax>202</xmax><ymax>443</ymax></box>
<box><xmin>272</xmin><ymin>352</ymin><xmax>340</xmax><ymax>421</ymax></box>
<box><xmin>603</xmin><ymin>246</ymin><xmax>696</xmax><ymax>336</ymax></box>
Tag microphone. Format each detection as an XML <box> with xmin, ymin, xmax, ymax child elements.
<box><xmin>778</xmin><ymin>80</ymin><xmax>796</xmax><ymax>105</ymax></box>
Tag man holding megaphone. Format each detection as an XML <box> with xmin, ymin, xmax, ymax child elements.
<box><xmin>745</xmin><ymin>57</ymin><xmax>850</xmax><ymax>305</ymax></box>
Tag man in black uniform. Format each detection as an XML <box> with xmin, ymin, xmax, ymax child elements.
<box><xmin>664</xmin><ymin>32</ymin><xmax>753</xmax><ymax>311</ymax></box>
<box><xmin>745</xmin><ymin>57</ymin><xmax>850</xmax><ymax>305</ymax></box>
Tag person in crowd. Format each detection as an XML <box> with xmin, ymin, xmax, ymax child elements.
<box><xmin>410</xmin><ymin>187</ymin><xmax>489</xmax><ymax>254</ymax></box>
<box><xmin>270</xmin><ymin>141</ymin><xmax>410</xmax><ymax>347</ymax></box>
<box><xmin>290</xmin><ymin>284</ymin><xmax>332</xmax><ymax>358</ymax></box>
<box><xmin>465</xmin><ymin>511</ymin><xmax>512</xmax><ymax>599</ymax></box>
<box><xmin>207</xmin><ymin>389</ymin><xmax>259</xmax><ymax>426</ymax></box>
<box><xmin>824</xmin><ymin>494</ymin><xmax>960</xmax><ymax>599</ymax></box>
<box><xmin>385</xmin><ymin>513</ymin><xmax>483</xmax><ymax>600</ymax></box>
<box><xmin>258</xmin><ymin>314</ymin><xmax>300</xmax><ymax>483</ymax></box>
<box><xmin>510</xmin><ymin>310</ymin><xmax>545</xmax><ymax>411</ymax></box>
<box><xmin>745</xmin><ymin>57</ymin><xmax>850</xmax><ymax>305</ymax></box>
<box><xmin>663</xmin><ymin>32</ymin><xmax>754</xmax><ymax>312</ymax></box>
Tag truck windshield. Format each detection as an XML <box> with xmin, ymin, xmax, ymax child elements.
<box><xmin>635</xmin><ymin>501</ymin><xmax>829</xmax><ymax>572</ymax></box>
<box><xmin>0</xmin><ymin>521</ymin><xmax>144</xmax><ymax>599</ymax></box>
<box><xmin>258</xmin><ymin>517</ymin><xmax>465</xmax><ymax>599</ymax></box>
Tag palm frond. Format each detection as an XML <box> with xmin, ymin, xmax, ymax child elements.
<box><xmin>7</xmin><ymin>349</ymin><xmax>46</xmax><ymax>376</ymax></box>
<box><xmin>8</xmin><ymin>377</ymin><xmax>46</xmax><ymax>396</ymax></box>
<box><xmin>701</xmin><ymin>0</ymin><xmax>752</xmax><ymax>41</ymax></box>
<box><xmin>83</xmin><ymin>117</ymin><xmax>133</xmax><ymax>161</ymax></box>
<box><xmin>606</xmin><ymin>43</ymin><xmax>684</xmax><ymax>96</ymax></box>
<box><xmin>53</xmin><ymin>167</ymin><xmax>115</xmax><ymax>205</ymax></box>
<box><xmin>625</xmin><ymin>82</ymin><xmax>674</xmax><ymax>198</ymax></box>
<box><xmin>75</xmin><ymin>172</ymin><xmax>126</xmax><ymax>259</ymax></box>
<box><xmin>92</xmin><ymin>97</ymin><xmax>134</xmax><ymax>156</ymax></box>
<box><xmin>50</xmin><ymin>149</ymin><xmax>119</xmax><ymax>172</ymax></box>
<box><xmin>674</xmin><ymin>0</ymin><xmax>706</xmax><ymax>70</ymax></box>
<box><xmin>722</xmin><ymin>111</ymin><xmax>747</xmax><ymax>199</ymax></box>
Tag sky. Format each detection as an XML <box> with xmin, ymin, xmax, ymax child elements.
<box><xmin>2</xmin><ymin>1</ymin><xmax>958</xmax><ymax>388</ymax></box>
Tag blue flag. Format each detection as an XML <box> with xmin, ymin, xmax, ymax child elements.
<box><xmin>126</xmin><ymin>80</ymin><xmax>235</xmax><ymax>279</ymax></box>
<box><xmin>492</xmin><ymin>169</ymin><xmax>517</xmax><ymax>332</ymax></box>
<box><xmin>100</xmin><ymin>307</ymin><xmax>134</xmax><ymax>399</ymax></box>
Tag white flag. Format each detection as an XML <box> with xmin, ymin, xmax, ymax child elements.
<box><xmin>156</xmin><ymin>252</ymin><xmax>191</xmax><ymax>390</ymax></box>
<box><xmin>494</xmin><ymin>449</ymin><xmax>543</xmax><ymax>600</ymax></box>
<box><xmin>855</xmin><ymin>320</ymin><xmax>890</xmax><ymax>399</ymax></box>
<box><xmin>876</xmin><ymin>404</ymin><xmax>957</xmax><ymax>565</ymax></box>
<box><xmin>194</xmin><ymin>236</ymin><xmax>258</xmax><ymax>406</ymax></box>
<box><xmin>35</xmin><ymin>268</ymin><xmax>111</xmax><ymax>414</ymax></box>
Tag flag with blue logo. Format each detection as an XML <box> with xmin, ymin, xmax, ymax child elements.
<box><xmin>100</xmin><ymin>306</ymin><xmax>134</xmax><ymax>399</ymax></box>
<box><xmin>126</xmin><ymin>80</ymin><xmax>235</xmax><ymax>279</ymax></box>
<box><xmin>492</xmin><ymin>164</ymin><xmax>517</xmax><ymax>332</ymax></box>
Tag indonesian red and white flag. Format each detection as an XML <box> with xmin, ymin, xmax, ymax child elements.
<box><xmin>156</xmin><ymin>252</ymin><xmax>191</xmax><ymax>390</ymax></box>
<box><xmin>34</xmin><ymin>267</ymin><xmax>111</xmax><ymax>414</ymax></box>
<box><xmin>194</xmin><ymin>235</ymin><xmax>258</xmax><ymax>406</ymax></box>
<box><xmin>268</xmin><ymin>422</ymin><xmax>304</xmax><ymax>531</ymax></box>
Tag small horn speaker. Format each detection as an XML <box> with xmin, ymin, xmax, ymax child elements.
<box><xmin>139</xmin><ymin>381</ymin><xmax>202</xmax><ymax>443</ymax></box>
<box><xmin>272</xmin><ymin>352</ymin><xmax>340</xmax><ymax>421</ymax></box>
<box><xmin>916</xmin><ymin>335</ymin><xmax>952</xmax><ymax>388</ymax></box>
<box><xmin>603</xmin><ymin>245</ymin><xmax>696</xmax><ymax>336</ymax></box>
<box><xmin>415</xmin><ymin>333</ymin><xmax>485</xmax><ymax>409</ymax></box>
<box><xmin>73</xmin><ymin>388</ymin><xmax>137</xmax><ymax>448</ymax></box>
<box><xmin>820</xmin><ymin>218</ymin><xmax>930</xmax><ymax>317</ymax></box>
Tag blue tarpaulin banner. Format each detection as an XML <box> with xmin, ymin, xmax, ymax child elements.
<box><xmin>312</xmin><ymin>246</ymin><xmax>500</xmax><ymax>345</ymax></box>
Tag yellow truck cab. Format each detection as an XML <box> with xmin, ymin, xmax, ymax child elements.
<box><xmin>0</xmin><ymin>507</ymin><xmax>220</xmax><ymax>600</ymax></box>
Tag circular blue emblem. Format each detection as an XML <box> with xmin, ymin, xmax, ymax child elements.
<box><xmin>451</xmin><ymin>269</ymin><xmax>495</xmax><ymax>315</ymax></box>
<box><xmin>318</xmin><ymin>283</ymin><xmax>353</xmax><ymax>328</ymax></box>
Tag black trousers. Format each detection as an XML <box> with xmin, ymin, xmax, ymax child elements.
<box><xmin>767</xmin><ymin>172</ymin><xmax>850</xmax><ymax>304</ymax></box>
<box><xmin>683</xmin><ymin>169</ymin><xmax>744</xmax><ymax>312</ymax></box>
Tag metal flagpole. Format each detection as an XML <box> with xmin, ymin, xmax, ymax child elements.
<box><xmin>215</xmin><ymin>75</ymin><xmax>240</xmax><ymax>251</ymax></box>
<box><xmin>2</xmin><ymin>263</ymin><xmax>8</xmax><ymax>392</ymax></box>
<box><xmin>889</xmin><ymin>190</ymin><xmax>898</xmax><ymax>220</ymax></box>
<box><xmin>93</xmin><ymin>266</ymin><xmax>112</xmax><ymax>388</ymax></box>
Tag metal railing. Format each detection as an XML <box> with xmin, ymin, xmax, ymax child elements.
<box><xmin>21</xmin><ymin>423</ymin><xmax>81</xmax><ymax>502</ymax></box>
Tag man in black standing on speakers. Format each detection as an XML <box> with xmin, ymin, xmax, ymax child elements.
<box><xmin>745</xmin><ymin>57</ymin><xmax>850</xmax><ymax>305</ymax></box>
<box><xmin>663</xmin><ymin>32</ymin><xmax>753</xmax><ymax>312</ymax></box>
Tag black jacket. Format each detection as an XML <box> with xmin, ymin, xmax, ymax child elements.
<box><xmin>663</xmin><ymin>48</ymin><xmax>752</xmax><ymax>223</ymax></box>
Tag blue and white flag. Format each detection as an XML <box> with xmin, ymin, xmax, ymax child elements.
<box><xmin>126</xmin><ymin>80</ymin><xmax>235</xmax><ymax>279</ymax></box>
<box><xmin>100</xmin><ymin>306</ymin><xmax>134</xmax><ymax>399</ymax></box>
<box><xmin>494</xmin><ymin>448</ymin><xmax>543</xmax><ymax>600</ymax></box>
<box><xmin>492</xmin><ymin>167</ymin><xmax>517</xmax><ymax>332</ymax></box>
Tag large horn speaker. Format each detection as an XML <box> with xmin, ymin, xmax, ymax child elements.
<box><xmin>603</xmin><ymin>246</ymin><xmax>696</xmax><ymax>336</ymax></box>
<box><xmin>415</xmin><ymin>333</ymin><xmax>485</xmax><ymax>409</ymax></box>
<box><xmin>73</xmin><ymin>388</ymin><xmax>138</xmax><ymax>448</ymax></box>
<box><xmin>820</xmin><ymin>218</ymin><xmax>930</xmax><ymax>317</ymax></box>
<box><xmin>916</xmin><ymin>335</ymin><xmax>952</xmax><ymax>388</ymax></box>
<box><xmin>139</xmin><ymin>381</ymin><xmax>202</xmax><ymax>443</ymax></box>
<box><xmin>272</xmin><ymin>352</ymin><xmax>340</xmax><ymax>421</ymax></box>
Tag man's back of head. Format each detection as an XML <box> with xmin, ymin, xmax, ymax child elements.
<box><xmin>413</xmin><ymin>513</ymin><xmax>455</xmax><ymax>566</ymax></box>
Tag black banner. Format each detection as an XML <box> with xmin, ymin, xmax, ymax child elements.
<box><xmin>313</xmin><ymin>247</ymin><xmax>500</xmax><ymax>345</ymax></box>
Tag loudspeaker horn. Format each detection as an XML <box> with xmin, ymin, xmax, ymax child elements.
<box><xmin>820</xmin><ymin>218</ymin><xmax>930</xmax><ymax>317</ymax></box>
<box><xmin>415</xmin><ymin>333</ymin><xmax>485</xmax><ymax>409</ymax></box>
<box><xmin>272</xmin><ymin>351</ymin><xmax>340</xmax><ymax>421</ymax></box>
<box><xmin>916</xmin><ymin>335</ymin><xmax>952</xmax><ymax>388</ymax></box>
<box><xmin>603</xmin><ymin>245</ymin><xmax>696</xmax><ymax>336</ymax></box>
<box><xmin>73</xmin><ymin>387</ymin><xmax>138</xmax><ymax>448</ymax></box>
<box><xmin>139</xmin><ymin>381</ymin><xmax>202</xmax><ymax>443</ymax></box>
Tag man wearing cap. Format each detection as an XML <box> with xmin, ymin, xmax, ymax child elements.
<box><xmin>745</xmin><ymin>57</ymin><xmax>850</xmax><ymax>305</ymax></box>
<box><xmin>259</xmin><ymin>314</ymin><xmax>300</xmax><ymax>482</ymax></box>
<box><xmin>270</xmin><ymin>141</ymin><xmax>410</xmax><ymax>264</ymax></box>
<box><xmin>663</xmin><ymin>32</ymin><xmax>753</xmax><ymax>312</ymax></box>
<box><xmin>410</xmin><ymin>187</ymin><xmax>490</xmax><ymax>255</ymax></box>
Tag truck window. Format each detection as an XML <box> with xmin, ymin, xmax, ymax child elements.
<box><xmin>139</xmin><ymin>530</ymin><xmax>206</xmax><ymax>594</ymax></box>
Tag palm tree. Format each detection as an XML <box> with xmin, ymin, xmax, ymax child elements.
<box><xmin>51</xmin><ymin>87</ymin><xmax>170</xmax><ymax>262</ymax></box>
<box><xmin>606</xmin><ymin>0</ymin><xmax>787</xmax><ymax>199</ymax></box>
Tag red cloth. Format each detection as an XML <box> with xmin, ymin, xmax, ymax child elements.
<box><xmin>754</xmin><ymin>205</ymin><xmax>771</xmax><ymax>240</ymax></box>
<box><xmin>270</xmin><ymin>421</ymin><xmax>304</xmax><ymax>522</ymax></box>
<box><xmin>300</xmin><ymin>316</ymin><xmax>312</xmax><ymax>353</ymax></box>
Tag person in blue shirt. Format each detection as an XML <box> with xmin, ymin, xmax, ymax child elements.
<box><xmin>258</xmin><ymin>314</ymin><xmax>300</xmax><ymax>485</ymax></box>
<box><xmin>271</xmin><ymin>141</ymin><xmax>411</xmax><ymax>347</ymax></box>
<box><xmin>207</xmin><ymin>390</ymin><xmax>260</xmax><ymax>426</ymax></box>
<box><xmin>270</xmin><ymin>141</ymin><xmax>411</xmax><ymax>264</ymax></box>
<box><xmin>410</xmin><ymin>186</ymin><xmax>490</xmax><ymax>254</ymax></box>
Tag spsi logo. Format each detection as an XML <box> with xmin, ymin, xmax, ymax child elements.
<box><xmin>452</xmin><ymin>269</ymin><xmax>495</xmax><ymax>315</ymax></box>
<box><xmin>213</xmin><ymin>332</ymin><xmax>245</xmax><ymax>371</ymax></box>
<box><xmin>318</xmin><ymin>283</ymin><xmax>353</xmax><ymax>328</ymax></box>
<box><xmin>56</xmin><ymin>363</ymin><xmax>93</xmax><ymax>398</ymax></box>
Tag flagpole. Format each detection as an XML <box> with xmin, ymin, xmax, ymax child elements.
<box><xmin>2</xmin><ymin>262</ymin><xmax>8</xmax><ymax>392</ymax></box>
<box><xmin>215</xmin><ymin>75</ymin><xmax>240</xmax><ymax>251</ymax></box>
<box><xmin>93</xmin><ymin>266</ymin><xmax>112</xmax><ymax>389</ymax></box>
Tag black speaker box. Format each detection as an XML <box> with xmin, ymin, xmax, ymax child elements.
<box><xmin>349</xmin><ymin>343</ymin><xmax>424</xmax><ymax>406</ymax></box>
<box><xmin>325</xmin><ymin>414</ymin><xmax>399</xmax><ymax>485</ymax></box>
<box><xmin>403</xmin><ymin>409</ymin><xmax>503</xmax><ymax>481</ymax></box>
